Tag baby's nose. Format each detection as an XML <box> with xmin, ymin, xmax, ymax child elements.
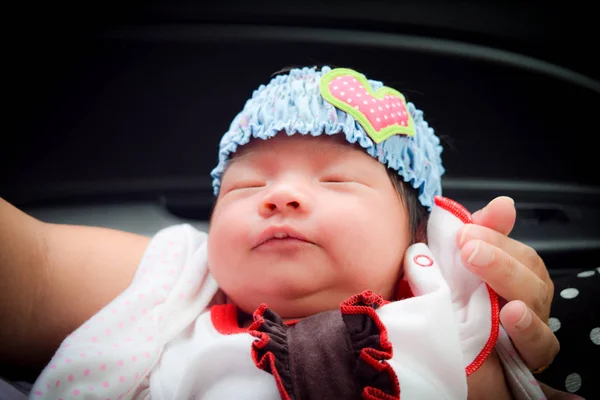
<box><xmin>259</xmin><ymin>185</ymin><xmax>310</xmax><ymax>216</ymax></box>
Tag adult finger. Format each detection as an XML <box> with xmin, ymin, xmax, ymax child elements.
<box><xmin>460</xmin><ymin>239</ymin><xmax>552</xmax><ymax>320</ymax></box>
<box><xmin>471</xmin><ymin>196</ymin><xmax>516</xmax><ymax>236</ymax></box>
<box><xmin>500</xmin><ymin>300</ymin><xmax>560</xmax><ymax>371</ymax></box>
<box><xmin>458</xmin><ymin>224</ymin><xmax>552</xmax><ymax>293</ymax></box>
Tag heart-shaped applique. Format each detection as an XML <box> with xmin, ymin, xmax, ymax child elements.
<box><xmin>320</xmin><ymin>68</ymin><xmax>415</xmax><ymax>143</ymax></box>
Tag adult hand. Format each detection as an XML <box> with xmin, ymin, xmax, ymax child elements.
<box><xmin>457</xmin><ymin>196</ymin><xmax>559</xmax><ymax>371</ymax></box>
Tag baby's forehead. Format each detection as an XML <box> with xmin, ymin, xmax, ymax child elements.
<box><xmin>230</xmin><ymin>133</ymin><xmax>363</xmax><ymax>162</ymax></box>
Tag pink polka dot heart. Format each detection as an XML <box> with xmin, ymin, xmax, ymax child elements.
<box><xmin>320</xmin><ymin>68</ymin><xmax>416</xmax><ymax>143</ymax></box>
<box><xmin>329</xmin><ymin>75</ymin><xmax>410</xmax><ymax>130</ymax></box>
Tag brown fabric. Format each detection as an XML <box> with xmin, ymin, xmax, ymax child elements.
<box><xmin>342</xmin><ymin>313</ymin><xmax>397</xmax><ymax>396</ymax></box>
<box><xmin>253</xmin><ymin>302</ymin><xmax>399</xmax><ymax>399</ymax></box>
<box><xmin>287</xmin><ymin>310</ymin><xmax>361</xmax><ymax>400</ymax></box>
<box><xmin>259</xmin><ymin>308</ymin><xmax>294</xmax><ymax>397</ymax></box>
<box><xmin>254</xmin><ymin>308</ymin><xmax>361</xmax><ymax>399</ymax></box>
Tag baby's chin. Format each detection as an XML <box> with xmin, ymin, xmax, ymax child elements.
<box><xmin>213</xmin><ymin>259</ymin><xmax>397</xmax><ymax>318</ymax></box>
<box><xmin>230</xmin><ymin>287</ymin><xmax>355</xmax><ymax>320</ymax></box>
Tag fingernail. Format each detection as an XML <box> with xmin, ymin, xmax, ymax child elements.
<box><xmin>490</xmin><ymin>196</ymin><xmax>515</xmax><ymax>207</ymax></box>
<box><xmin>514</xmin><ymin>302</ymin><xmax>532</xmax><ymax>330</ymax></box>
<box><xmin>503</xmin><ymin>196</ymin><xmax>515</xmax><ymax>206</ymax></box>
<box><xmin>467</xmin><ymin>240</ymin><xmax>494</xmax><ymax>267</ymax></box>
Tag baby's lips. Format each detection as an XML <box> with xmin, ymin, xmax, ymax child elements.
<box><xmin>253</xmin><ymin>224</ymin><xmax>314</xmax><ymax>248</ymax></box>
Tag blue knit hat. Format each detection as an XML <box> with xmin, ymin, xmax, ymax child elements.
<box><xmin>210</xmin><ymin>66</ymin><xmax>444</xmax><ymax>210</ymax></box>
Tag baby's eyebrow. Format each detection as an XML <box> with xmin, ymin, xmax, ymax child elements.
<box><xmin>220</xmin><ymin>152</ymin><xmax>260</xmax><ymax>178</ymax></box>
<box><xmin>224</xmin><ymin>151</ymin><xmax>257</xmax><ymax>171</ymax></box>
<box><xmin>220</xmin><ymin>159</ymin><xmax>241</xmax><ymax>177</ymax></box>
<box><xmin>318</xmin><ymin>142</ymin><xmax>355</xmax><ymax>157</ymax></box>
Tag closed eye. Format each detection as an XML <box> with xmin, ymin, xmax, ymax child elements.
<box><xmin>319</xmin><ymin>177</ymin><xmax>355</xmax><ymax>184</ymax></box>
<box><xmin>319</xmin><ymin>176</ymin><xmax>373</xmax><ymax>190</ymax></box>
<box><xmin>224</xmin><ymin>181</ymin><xmax>266</xmax><ymax>194</ymax></box>
<box><xmin>232</xmin><ymin>182</ymin><xmax>265</xmax><ymax>190</ymax></box>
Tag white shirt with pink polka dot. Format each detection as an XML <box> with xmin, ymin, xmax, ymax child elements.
<box><xmin>30</xmin><ymin>224</ymin><xmax>219</xmax><ymax>400</ymax></box>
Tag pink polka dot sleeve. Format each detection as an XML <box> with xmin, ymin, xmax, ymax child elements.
<box><xmin>30</xmin><ymin>224</ymin><xmax>219</xmax><ymax>400</ymax></box>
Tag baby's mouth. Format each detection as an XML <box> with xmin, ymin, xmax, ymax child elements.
<box><xmin>253</xmin><ymin>226</ymin><xmax>316</xmax><ymax>249</ymax></box>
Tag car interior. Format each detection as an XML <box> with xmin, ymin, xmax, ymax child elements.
<box><xmin>2</xmin><ymin>0</ymin><xmax>598</xmax><ymax>392</ymax></box>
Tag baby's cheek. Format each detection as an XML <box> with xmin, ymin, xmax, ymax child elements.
<box><xmin>209</xmin><ymin>207</ymin><xmax>249</xmax><ymax>257</ymax></box>
<box><xmin>467</xmin><ymin>350</ymin><xmax>513</xmax><ymax>399</ymax></box>
<box><xmin>207</xmin><ymin>223</ymin><xmax>246</xmax><ymax>282</ymax></box>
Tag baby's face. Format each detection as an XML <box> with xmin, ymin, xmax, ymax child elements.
<box><xmin>208</xmin><ymin>134</ymin><xmax>410</xmax><ymax>318</ymax></box>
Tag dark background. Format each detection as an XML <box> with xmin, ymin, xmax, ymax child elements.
<box><xmin>2</xmin><ymin>0</ymin><xmax>599</xmax><ymax>273</ymax></box>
